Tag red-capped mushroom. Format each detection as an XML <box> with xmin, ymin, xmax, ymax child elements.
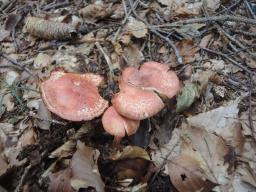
<box><xmin>122</xmin><ymin>62</ymin><xmax>180</xmax><ymax>99</ymax></box>
<box><xmin>82</xmin><ymin>73</ymin><xmax>104</xmax><ymax>87</ymax></box>
<box><xmin>41</xmin><ymin>71</ymin><xmax>108</xmax><ymax>121</ymax></box>
<box><xmin>112</xmin><ymin>80</ymin><xmax>164</xmax><ymax>120</ymax></box>
<box><xmin>102</xmin><ymin>106</ymin><xmax>140</xmax><ymax>144</ymax></box>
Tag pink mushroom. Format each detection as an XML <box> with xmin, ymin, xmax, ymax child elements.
<box><xmin>122</xmin><ymin>61</ymin><xmax>180</xmax><ymax>99</ymax></box>
<box><xmin>41</xmin><ymin>71</ymin><xmax>108</xmax><ymax>121</ymax></box>
<box><xmin>102</xmin><ymin>106</ymin><xmax>140</xmax><ymax>144</ymax></box>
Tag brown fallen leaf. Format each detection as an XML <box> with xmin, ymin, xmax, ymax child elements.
<box><xmin>48</xmin><ymin>168</ymin><xmax>75</xmax><ymax>192</ymax></box>
<box><xmin>175</xmin><ymin>39</ymin><xmax>200</xmax><ymax>64</ymax></box>
<box><xmin>126</xmin><ymin>16</ymin><xmax>148</xmax><ymax>38</ymax></box>
<box><xmin>70</xmin><ymin>141</ymin><xmax>105</xmax><ymax>192</ymax></box>
<box><xmin>0</xmin><ymin>156</ymin><xmax>8</xmax><ymax>176</ymax></box>
<box><xmin>168</xmin><ymin>154</ymin><xmax>217</xmax><ymax>192</ymax></box>
<box><xmin>123</xmin><ymin>44</ymin><xmax>144</xmax><ymax>67</ymax></box>
<box><xmin>181</xmin><ymin>124</ymin><xmax>230</xmax><ymax>190</ymax></box>
<box><xmin>4</xmin><ymin>14</ymin><xmax>21</xmax><ymax>32</ymax></box>
<box><xmin>37</xmin><ymin>100</ymin><xmax>52</xmax><ymax>130</ymax></box>
<box><xmin>79</xmin><ymin>2</ymin><xmax>112</xmax><ymax>23</ymax></box>
<box><xmin>33</xmin><ymin>53</ymin><xmax>52</xmax><ymax>69</ymax></box>
<box><xmin>101</xmin><ymin>146</ymin><xmax>154</xmax><ymax>186</ymax></box>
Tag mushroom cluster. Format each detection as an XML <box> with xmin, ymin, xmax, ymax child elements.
<box><xmin>40</xmin><ymin>62</ymin><xmax>180</xmax><ymax>144</ymax></box>
<box><xmin>102</xmin><ymin>61</ymin><xmax>180</xmax><ymax>143</ymax></box>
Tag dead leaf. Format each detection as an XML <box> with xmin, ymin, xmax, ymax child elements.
<box><xmin>70</xmin><ymin>141</ymin><xmax>105</xmax><ymax>192</ymax></box>
<box><xmin>79</xmin><ymin>2</ymin><xmax>112</xmax><ymax>23</ymax></box>
<box><xmin>187</xmin><ymin>98</ymin><xmax>240</xmax><ymax>142</ymax></box>
<box><xmin>181</xmin><ymin>124</ymin><xmax>230</xmax><ymax>189</ymax></box>
<box><xmin>126</xmin><ymin>17</ymin><xmax>148</xmax><ymax>38</ymax></box>
<box><xmin>176</xmin><ymin>83</ymin><xmax>199</xmax><ymax>113</ymax></box>
<box><xmin>49</xmin><ymin>140</ymin><xmax>76</xmax><ymax>159</ymax></box>
<box><xmin>37</xmin><ymin>100</ymin><xmax>52</xmax><ymax>130</ymax></box>
<box><xmin>240</xmin><ymin>108</ymin><xmax>256</xmax><ymax>137</ymax></box>
<box><xmin>151</xmin><ymin>128</ymin><xmax>182</xmax><ymax>167</ymax></box>
<box><xmin>48</xmin><ymin>168</ymin><xmax>75</xmax><ymax>192</ymax></box>
<box><xmin>0</xmin><ymin>29</ymin><xmax>10</xmax><ymax>42</ymax></box>
<box><xmin>206</xmin><ymin>0</ymin><xmax>220</xmax><ymax>12</ymax></box>
<box><xmin>4</xmin><ymin>14</ymin><xmax>21</xmax><ymax>31</ymax></box>
<box><xmin>0</xmin><ymin>156</ymin><xmax>8</xmax><ymax>176</ymax></box>
<box><xmin>34</xmin><ymin>53</ymin><xmax>52</xmax><ymax>69</ymax></box>
<box><xmin>18</xmin><ymin>128</ymin><xmax>36</xmax><ymax>147</ymax></box>
<box><xmin>111</xmin><ymin>146</ymin><xmax>150</xmax><ymax>161</ymax></box>
<box><xmin>5</xmin><ymin>70</ymin><xmax>19</xmax><ymax>86</ymax></box>
<box><xmin>123</xmin><ymin>44</ymin><xmax>144</xmax><ymax>67</ymax></box>
<box><xmin>175</xmin><ymin>39</ymin><xmax>200</xmax><ymax>64</ymax></box>
<box><xmin>168</xmin><ymin>154</ymin><xmax>217</xmax><ymax>192</ymax></box>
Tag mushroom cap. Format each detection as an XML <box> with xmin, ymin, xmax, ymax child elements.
<box><xmin>122</xmin><ymin>62</ymin><xmax>180</xmax><ymax>98</ymax></box>
<box><xmin>102</xmin><ymin>106</ymin><xmax>139</xmax><ymax>138</ymax></box>
<box><xmin>112</xmin><ymin>80</ymin><xmax>164</xmax><ymax>120</ymax></box>
<box><xmin>41</xmin><ymin>71</ymin><xmax>108</xmax><ymax>121</ymax></box>
<box><xmin>83</xmin><ymin>73</ymin><xmax>104</xmax><ymax>87</ymax></box>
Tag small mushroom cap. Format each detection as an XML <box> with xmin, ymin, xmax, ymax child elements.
<box><xmin>102</xmin><ymin>106</ymin><xmax>139</xmax><ymax>138</ymax></box>
<box><xmin>122</xmin><ymin>62</ymin><xmax>180</xmax><ymax>98</ymax></box>
<box><xmin>41</xmin><ymin>71</ymin><xmax>108</xmax><ymax>121</ymax></box>
<box><xmin>112</xmin><ymin>81</ymin><xmax>164</xmax><ymax>120</ymax></box>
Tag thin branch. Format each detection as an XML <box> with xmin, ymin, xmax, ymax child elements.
<box><xmin>201</xmin><ymin>48</ymin><xmax>253</xmax><ymax>74</ymax></box>
<box><xmin>0</xmin><ymin>53</ymin><xmax>34</xmax><ymax>76</ymax></box>
<box><xmin>248</xmin><ymin>73</ymin><xmax>256</xmax><ymax>143</ymax></box>
<box><xmin>155</xmin><ymin>15</ymin><xmax>256</xmax><ymax>28</ymax></box>
<box><xmin>95</xmin><ymin>42</ymin><xmax>114</xmax><ymax>81</ymax></box>
<box><xmin>128</xmin><ymin>0</ymin><xmax>183</xmax><ymax>65</ymax></box>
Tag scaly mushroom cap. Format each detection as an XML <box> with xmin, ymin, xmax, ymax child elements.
<box><xmin>122</xmin><ymin>62</ymin><xmax>180</xmax><ymax>98</ymax></box>
<box><xmin>112</xmin><ymin>80</ymin><xmax>164</xmax><ymax>120</ymax></box>
<box><xmin>41</xmin><ymin>71</ymin><xmax>108</xmax><ymax>121</ymax></box>
<box><xmin>102</xmin><ymin>106</ymin><xmax>139</xmax><ymax>138</ymax></box>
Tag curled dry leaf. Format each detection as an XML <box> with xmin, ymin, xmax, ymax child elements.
<box><xmin>48</xmin><ymin>168</ymin><xmax>75</xmax><ymax>192</ymax></box>
<box><xmin>175</xmin><ymin>39</ymin><xmax>200</xmax><ymax>64</ymax></box>
<box><xmin>126</xmin><ymin>16</ymin><xmax>148</xmax><ymax>38</ymax></box>
<box><xmin>37</xmin><ymin>100</ymin><xmax>52</xmax><ymax>130</ymax></box>
<box><xmin>4</xmin><ymin>14</ymin><xmax>21</xmax><ymax>32</ymax></box>
<box><xmin>79</xmin><ymin>2</ymin><xmax>112</xmax><ymax>23</ymax></box>
<box><xmin>111</xmin><ymin>146</ymin><xmax>150</xmax><ymax>161</ymax></box>
<box><xmin>187</xmin><ymin>98</ymin><xmax>240</xmax><ymax>142</ymax></box>
<box><xmin>70</xmin><ymin>141</ymin><xmax>105</xmax><ymax>192</ymax></box>
<box><xmin>0</xmin><ymin>29</ymin><xmax>10</xmax><ymax>42</ymax></box>
<box><xmin>176</xmin><ymin>83</ymin><xmax>199</xmax><ymax>113</ymax></box>
<box><xmin>181</xmin><ymin>124</ymin><xmax>230</xmax><ymax>189</ymax></box>
<box><xmin>0</xmin><ymin>156</ymin><xmax>8</xmax><ymax>176</ymax></box>
<box><xmin>168</xmin><ymin>154</ymin><xmax>217</xmax><ymax>192</ymax></box>
<box><xmin>24</xmin><ymin>17</ymin><xmax>77</xmax><ymax>40</ymax></box>
<box><xmin>123</xmin><ymin>44</ymin><xmax>144</xmax><ymax>67</ymax></box>
<box><xmin>34</xmin><ymin>53</ymin><xmax>52</xmax><ymax>69</ymax></box>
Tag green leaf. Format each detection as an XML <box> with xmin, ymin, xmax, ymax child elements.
<box><xmin>176</xmin><ymin>83</ymin><xmax>199</xmax><ymax>113</ymax></box>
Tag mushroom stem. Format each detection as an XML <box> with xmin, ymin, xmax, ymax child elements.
<box><xmin>113</xmin><ymin>136</ymin><xmax>122</xmax><ymax>145</ymax></box>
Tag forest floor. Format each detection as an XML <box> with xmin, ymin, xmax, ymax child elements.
<box><xmin>0</xmin><ymin>0</ymin><xmax>256</xmax><ymax>192</ymax></box>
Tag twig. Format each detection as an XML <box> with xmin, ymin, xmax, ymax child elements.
<box><xmin>201</xmin><ymin>48</ymin><xmax>253</xmax><ymax>74</ymax></box>
<box><xmin>42</xmin><ymin>0</ymin><xmax>70</xmax><ymax>11</ymax></box>
<box><xmin>233</xmin><ymin>30</ymin><xmax>256</xmax><ymax>37</ymax></box>
<box><xmin>248</xmin><ymin>73</ymin><xmax>256</xmax><ymax>143</ymax></box>
<box><xmin>215</xmin><ymin>0</ymin><xmax>243</xmax><ymax>15</ymax></box>
<box><xmin>244</xmin><ymin>0</ymin><xmax>256</xmax><ymax>19</ymax></box>
<box><xmin>95</xmin><ymin>42</ymin><xmax>114</xmax><ymax>81</ymax></box>
<box><xmin>149</xmin><ymin>139</ymin><xmax>180</xmax><ymax>185</ymax></box>
<box><xmin>0</xmin><ymin>53</ymin><xmax>34</xmax><ymax>76</ymax></box>
<box><xmin>128</xmin><ymin>0</ymin><xmax>183</xmax><ymax>65</ymax></box>
<box><xmin>155</xmin><ymin>15</ymin><xmax>256</xmax><ymax>28</ymax></box>
<box><xmin>14</xmin><ymin>165</ymin><xmax>32</xmax><ymax>192</ymax></box>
